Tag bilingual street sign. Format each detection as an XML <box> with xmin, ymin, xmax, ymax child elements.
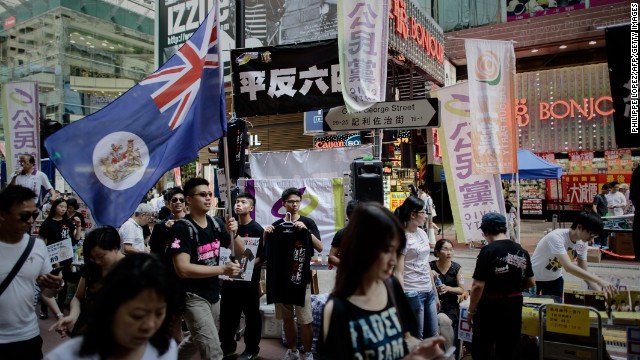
<box><xmin>324</xmin><ymin>99</ymin><xmax>439</xmax><ymax>132</ymax></box>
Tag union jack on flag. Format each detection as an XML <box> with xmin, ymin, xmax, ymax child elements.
<box><xmin>45</xmin><ymin>2</ymin><xmax>227</xmax><ymax>227</ymax></box>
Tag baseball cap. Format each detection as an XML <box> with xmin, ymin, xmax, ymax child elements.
<box><xmin>481</xmin><ymin>212</ymin><xmax>507</xmax><ymax>228</ymax></box>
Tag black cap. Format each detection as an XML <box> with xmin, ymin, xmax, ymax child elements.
<box><xmin>481</xmin><ymin>212</ymin><xmax>507</xmax><ymax>228</ymax></box>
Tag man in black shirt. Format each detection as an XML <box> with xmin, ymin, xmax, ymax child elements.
<box><xmin>219</xmin><ymin>193</ymin><xmax>265</xmax><ymax>360</ymax></box>
<box><xmin>328</xmin><ymin>199</ymin><xmax>358</xmax><ymax>267</ymax></box>
<box><xmin>468</xmin><ymin>213</ymin><xmax>535</xmax><ymax>360</ymax></box>
<box><xmin>264</xmin><ymin>188</ymin><xmax>322</xmax><ymax>360</ymax></box>
<box><xmin>167</xmin><ymin>178</ymin><xmax>244</xmax><ymax>360</ymax></box>
<box><xmin>592</xmin><ymin>183</ymin><xmax>610</xmax><ymax>248</ymax></box>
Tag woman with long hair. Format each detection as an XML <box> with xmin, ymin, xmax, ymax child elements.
<box><xmin>45</xmin><ymin>253</ymin><xmax>179</xmax><ymax>360</ymax></box>
<box><xmin>318</xmin><ymin>203</ymin><xmax>445</xmax><ymax>360</ymax></box>
<box><xmin>50</xmin><ymin>226</ymin><xmax>125</xmax><ymax>337</ymax></box>
<box><xmin>394</xmin><ymin>196</ymin><xmax>440</xmax><ymax>340</ymax></box>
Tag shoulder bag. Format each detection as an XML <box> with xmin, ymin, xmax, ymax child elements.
<box><xmin>0</xmin><ymin>236</ymin><xmax>36</xmax><ymax>297</ymax></box>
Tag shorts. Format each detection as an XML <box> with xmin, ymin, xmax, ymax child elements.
<box><xmin>275</xmin><ymin>285</ymin><xmax>313</xmax><ymax>325</ymax></box>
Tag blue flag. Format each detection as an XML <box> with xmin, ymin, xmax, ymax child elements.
<box><xmin>45</xmin><ymin>4</ymin><xmax>225</xmax><ymax>227</ymax></box>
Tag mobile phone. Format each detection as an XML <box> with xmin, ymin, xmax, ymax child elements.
<box><xmin>50</xmin><ymin>267</ymin><xmax>64</xmax><ymax>275</ymax></box>
<box><xmin>434</xmin><ymin>346</ymin><xmax>456</xmax><ymax>360</ymax></box>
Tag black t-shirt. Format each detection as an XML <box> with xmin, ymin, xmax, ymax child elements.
<box><xmin>237</xmin><ymin>220</ymin><xmax>265</xmax><ymax>284</ymax></box>
<box><xmin>593</xmin><ymin>194</ymin><xmax>608</xmax><ymax>217</ymax></box>
<box><xmin>430</xmin><ymin>260</ymin><xmax>462</xmax><ymax>322</ymax></box>
<box><xmin>266</xmin><ymin>216</ymin><xmax>320</xmax><ymax>306</ymax></box>
<box><xmin>68</xmin><ymin>211</ymin><xmax>86</xmax><ymax>230</ymax></box>
<box><xmin>473</xmin><ymin>240</ymin><xmax>533</xmax><ymax>296</ymax></box>
<box><xmin>318</xmin><ymin>276</ymin><xmax>416</xmax><ymax>360</ymax></box>
<box><xmin>331</xmin><ymin>227</ymin><xmax>346</xmax><ymax>248</ymax></box>
<box><xmin>167</xmin><ymin>215</ymin><xmax>231</xmax><ymax>303</ymax></box>
<box><xmin>39</xmin><ymin>217</ymin><xmax>76</xmax><ymax>246</ymax></box>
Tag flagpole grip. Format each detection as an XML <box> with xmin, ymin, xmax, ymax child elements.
<box><xmin>222</xmin><ymin>135</ymin><xmax>235</xmax><ymax>256</ymax></box>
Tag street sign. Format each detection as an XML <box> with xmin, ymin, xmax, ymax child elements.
<box><xmin>324</xmin><ymin>99</ymin><xmax>439</xmax><ymax>132</ymax></box>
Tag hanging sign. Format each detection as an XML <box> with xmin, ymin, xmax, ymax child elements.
<box><xmin>324</xmin><ymin>99</ymin><xmax>439</xmax><ymax>131</ymax></box>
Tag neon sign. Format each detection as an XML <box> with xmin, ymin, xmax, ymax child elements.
<box><xmin>515</xmin><ymin>96</ymin><xmax>613</xmax><ymax>126</ymax></box>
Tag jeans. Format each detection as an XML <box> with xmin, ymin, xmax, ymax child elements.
<box><xmin>178</xmin><ymin>292</ymin><xmax>223</xmax><ymax>360</ymax></box>
<box><xmin>536</xmin><ymin>277</ymin><xmax>564</xmax><ymax>298</ymax></box>
<box><xmin>405</xmin><ymin>290</ymin><xmax>439</xmax><ymax>339</ymax></box>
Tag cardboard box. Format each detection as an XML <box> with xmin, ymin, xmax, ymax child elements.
<box><xmin>587</xmin><ymin>247</ymin><xmax>602</xmax><ymax>263</ymax></box>
<box><xmin>260</xmin><ymin>304</ymin><xmax>283</xmax><ymax>339</ymax></box>
<box><xmin>610</xmin><ymin>233</ymin><xmax>635</xmax><ymax>256</ymax></box>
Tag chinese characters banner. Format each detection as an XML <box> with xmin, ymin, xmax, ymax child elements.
<box><xmin>558</xmin><ymin>174</ymin><xmax>632</xmax><ymax>205</ymax></box>
<box><xmin>435</xmin><ymin>83</ymin><xmax>505</xmax><ymax>243</ymax></box>
<box><xmin>337</xmin><ymin>0</ymin><xmax>388</xmax><ymax>112</ymax></box>
<box><xmin>230</xmin><ymin>40</ymin><xmax>345</xmax><ymax>117</ymax></box>
<box><xmin>465</xmin><ymin>40</ymin><xmax>518</xmax><ymax>175</ymax></box>
<box><xmin>1</xmin><ymin>81</ymin><xmax>40</xmax><ymax>176</ymax></box>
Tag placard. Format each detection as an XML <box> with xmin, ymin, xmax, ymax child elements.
<box><xmin>47</xmin><ymin>238</ymin><xmax>73</xmax><ymax>264</ymax></box>
<box><xmin>546</xmin><ymin>304</ymin><xmax>590</xmax><ymax>337</ymax></box>
<box><xmin>521</xmin><ymin>306</ymin><xmax>540</xmax><ymax>337</ymax></box>
<box><xmin>458</xmin><ymin>306</ymin><xmax>473</xmax><ymax>342</ymax></box>
<box><xmin>219</xmin><ymin>237</ymin><xmax>260</xmax><ymax>282</ymax></box>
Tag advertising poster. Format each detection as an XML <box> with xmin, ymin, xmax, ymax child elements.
<box><xmin>505</xmin><ymin>0</ymin><xmax>586</xmax><ymax>22</ymax></box>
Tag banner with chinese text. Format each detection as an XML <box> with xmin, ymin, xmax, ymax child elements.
<box><xmin>556</xmin><ymin>174</ymin><xmax>632</xmax><ymax>205</ymax></box>
<box><xmin>231</xmin><ymin>40</ymin><xmax>344</xmax><ymax>117</ymax></box>
<box><xmin>435</xmin><ymin>83</ymin><xmax>505</xmax><ymax>243</ymax></box>
<box><xmin>465</xmin><ymin>40</ymin><xmax>517</xmax><ymax>175</ymax></box>
<box><xmin>1</xmin><ymin>81</ymin><xmax>40</xmax><ymax>176</ymax></box>
<box><xmin>338</xmin><ymin>0</ymin><xmax>388</xmax><ymax>112</ymax></box>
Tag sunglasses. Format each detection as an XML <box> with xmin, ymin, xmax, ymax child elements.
<box><xmin>19</xmin><ymin>210</ymin><xmax>39</xmax><ymax>222</ymax></box>
<box><xmin>171</xmin><ymin>197</ymin><xmax>185</xmax><ymax>203</ymax></box>
<box><xmin>192</xmin><ymin>191</ymin><xmax>213</xmax><ymax>198</ymax></box>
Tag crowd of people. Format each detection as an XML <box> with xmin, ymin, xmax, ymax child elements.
<box><xmin>0</xmin><ymin>175</ymin><xmax>625</xmax><ymax>360</ymax></box>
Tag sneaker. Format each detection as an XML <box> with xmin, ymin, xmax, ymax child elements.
<box><xmin>222</xmin><ymin>351</ymin><xmax>237</xmax><ymax>359</ymax></box>
<box><xmin>302</xmin><ymin>352</ymin><xmax>314</xmax><ymax>360</ymax></box>
<box><xmin>237</xmin><ymin>351</ymin><xmax>259</xmax><ymax>360</ymax></box>
<box><xmin>39</xmin><ymin>311</ymin><xmax>48</xmax><ymax>320</ymax></box>
<box><xmin>281</xmin><ymin>349</ymin><xmax>300</xmax><ymax>360</ymax></box>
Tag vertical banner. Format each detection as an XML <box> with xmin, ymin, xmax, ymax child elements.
<box><xmin>435</xmin><ymin>83</ymin><xmax>505</xmax><ymax>243</ymax></box>
<box><xmin>174</xmin><ymin>167</ymin><xmax>182</xmax><ymax>188</ymax></box>
<box><xmin>1</xmin><ymin>81</ymin><xmax>40</xmax><ymax>176</ymax></box>
<box><xmin>337</xmin><ymin>0</ymin><xmax>388</xmax><ymax>112</ymax></box>
<box><xmin>240</xmin><ymin>178</ymin><xmax>344</xmax><ymax>254</ymax></box>
<box><xmin>605</xmin><ymin>25</ymin><xmax>638</xmax><ymax>148</ymax></box>
<box><xmin>465</xmin><ymin>40</ymin><xmax>518</xmax><ymax>175</ymax></box>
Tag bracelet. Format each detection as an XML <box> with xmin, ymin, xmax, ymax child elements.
<box><xmin>56</xmin><ymin>312</ymin><xmax>64</xmax><ymax>319</ymax></box>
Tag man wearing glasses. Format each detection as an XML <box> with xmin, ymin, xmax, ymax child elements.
<box><xmin>118</xmin><ymin>203</ymin><xmax>154</xmax><ymax>254</ymax></box>
<box><xmin>149</xmin><ymin>187</ymin><xmax>187</xmax><ymax>255</ymax></box>
<box><xmin>264</xmin><ymin>187</ymin><xmax>323</xmax><ymax>360</ymax></box>
<box><xmin>531</xmin><ymin>211</ymin><xmax>617</xmax><ymax>300</ymax></box>
<box><xmin>0</xmin><ymin>185</ymin><xmax>63</xmax><ymax>359</ymax></box>
<box><xmin>9</xmin><ymin>154</ymin><xmax>57</xmax><ymax>208</ymax></box>
<box><xmin>168</xmin><ymin>177</ymin><xmax>244</xmax><ymax>360</ymax></box>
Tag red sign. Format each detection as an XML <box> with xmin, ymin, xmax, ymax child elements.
<box><xmin>4</xmin><ymin>16</ymin><xmax>16</xmax><ymax>30</ymax></box>
<box><xmin>389</xmin><ymin>0</ymin><xmax>444</xmax><ymax>64</ymax></box>
<box><xmin>568</xmin><ymin>151</ymin><xmax>594</xmax><ymax>161</ymax></box>
<box><xmin>515</xmin><ymin>96</ymin><xmax>613</xmax><ymax>126</ymax></box>
<box><xmin>605</xmin><ymin>149</ymin><xmax>632</xmax><ymax>160</ymax></box>
<box><xmin>554</xmin><ymin>174</ymin><xmax>632</xmax><ymax>205</ymax></box>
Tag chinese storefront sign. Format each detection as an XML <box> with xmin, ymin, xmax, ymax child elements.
<box><xmin>435</xmin><ymin>83</ymin><xmax>505</xmax><ymax>243</ymax></box>
<box><xmin>537</xmin><ymin>152</ymin><xmax>556</xmax><ymax>163</ymax></box>
<box><xmin>337</xmin><ymin>1</ymin><xmax>389</xmax><ymax>112</ymax></box>
<box><xmin>389</xmin><ymin>192</ymin><xmax>408</xmax><ymax>212</ymax></box>
<box><xmin>556</xmin><ymin>174</ymin><xmax>632</xmax><ymax>205</ymax></box>
<box><xmin>546</xmin><ymin>305</ymin><xmax>590</xmax><ymax>337</ymax></box>
<box><xmin>231</xmin><ymin>40</ymin><xmax>345</xmax><ymax>117</ymax></box>
<box><xmin>465</xmin><ymin>39</ymin><xmax>518</xmax><ymax>175</ymax></box>
<box><xmin>1</xmin><ymin>81</ymin><xmax>40</xmax><ymax>176</ymax></box>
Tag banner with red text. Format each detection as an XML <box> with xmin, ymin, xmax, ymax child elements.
<box><xmin>2</xmin><ymin>81</ymin><xmax>40</xmax><ymax>176</ymax></box>
<box><xmin>435</xmin><ymin>83</ymin><xmax>505</xmax><ymax>243</ymax></box>
<box><xmin>556</xmin><ymin>174</ymin><xmax>633</xmax><ymax>205</ymax></box>
<box><xmin>465</xmin><ymin>40</ymin><xmax>518</xmax><ymax>175</ymax></box>
<box><xmin>338</xmin><ymin>0</ymin><xmax>388</xmax><ymax>112</ymax></box>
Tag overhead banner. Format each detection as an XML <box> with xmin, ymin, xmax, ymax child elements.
<box><xmin>605</xmin><ymin>25</ymin><xmax>639</xmax><ymax>148</ymax></box>
<box><xmin>337</xmin><ymin>0</ymin><xmax>388</xmax><ymax>112</ymax></box>
<box><xmin>465</xmin><ymin>39</ymin><xmax>518</xmax><ymax>175</ymax></box>
<box><xmin>231</xmin><ymin>40</ymin><xmax>344</xmax><ymax>117</ymax></box>
<box><xmin>1</xmin><ymin>81</ymin><xmax>40</xmax><ymax>177</ymax></box>
<box><xmin>435</xmin><ymin>83</ymin><xmax>505</xmax><ymax>244</ymax></box>
<box><xmin>240</xmin><ymin>178</ymin><xmax>345</xmax><ymax>254</ymax></box>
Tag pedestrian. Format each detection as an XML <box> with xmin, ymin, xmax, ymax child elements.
<box><xmin>49</xmin><ymin>226</ymin><xmax>125</xmax><ymax>337</ymax></box>
<box><xmin>468</xmin><ymin>213</ymin><xmax>535</xmax><ymax>360</ymax></box>
<box><xmin>149</xmin><ymin>187</ymin><xmax>186</xmax><ymax>256</ymax></box>
<box><xmin>119</xmin><ymin>203</ymin><xmax>154</xmax><ymax>254</ymax></box>
<box><xmin>592</xmin><ymin>183</ymin><xmax>611</xmax><ymax>248</ymax></box>
<box><xmin>219</xmin><ymin>193</ymin><xmax>265</xmax><ymax>360</ymax></box>
<box><xmin>430</xmin><ymin>239</ymin><xmax>465</xmax><ymax>337</ymax></box>
<box><xmin>167</xmin><ymin>177</ymin><xmax>244</xmax><ymax>360</ymax></box>
<box><xmin>328</xmin><ymin>199</ymin><xmax>359</xmax><ymax>267</ymax></box>
<box><xmin>65</xmin><ymin>198</ymin><xmax>86</xmax><ymax>233</ymax></box>
<box><xmin>38</xmin><ymin>198</ymin><xmax>82</xmax><ymax>316</ymax></box>
<box><xmin>44</xmin><ymin>253</ymin><xmax>179</xmax><ymax>360</ymax></box>
<box><xmin>9</xmin><ymin>154</ymin><xmax>58</xmax><ymax>207</ymax></box>
<box><xmin>318</xmin><ymin>202</ymin><xmax>446</xmax><ymax>360</ymax></box>
<box><xmin>394</xmin><ymin>196</ymin><xmax>440</xmax><ymax>340</ymax></box>
<box><xmin>605</xmin><ymin>183</ymin><xmax>626</xmax><ymax>216</ymax></box>
<box><xmin>264</xmin><ymin>187</ymin><xmax>323</xmax><ymax>360</ymax></box>
<box><xmin>0</xmin><ymin>185</ymin><xmax>63</xmax><ymax>360</ymax></box>
<box><xmin>619</xmin><ymin>183</ymin><xmax>633</xmax><ymax>214</ymax></box>
<box><xmin>531</xmin><ymin>211</ymin><xmax>617</xmax><ymax>299</ymax></box>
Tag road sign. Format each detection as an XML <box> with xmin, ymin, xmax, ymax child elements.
<box><xmin>324</xmin><ymin>99</ymin><xmax>439</xmax><ymax>132</ymax></box>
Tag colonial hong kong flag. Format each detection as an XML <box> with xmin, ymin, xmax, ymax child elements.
<box><xmin>45</xmin><ymin>3</ymin><xmax>225</xmax><ymax>227</ymax></box>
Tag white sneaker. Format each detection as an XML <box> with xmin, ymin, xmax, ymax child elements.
<box><xmin>302</xmin><ymin>352</ymin><xmax>314</xmax><ymax>360</ymax></box>
<box><xmin>282</xmin><ymin>349</ymin><xmax>300</xmax><ymax>360</ymax></box>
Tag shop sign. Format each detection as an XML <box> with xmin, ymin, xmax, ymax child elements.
<box><xmin>388</xmin><ymin>0</ymin><xmax>445</xmax><ymax>84</ymax></box>
<box><xmin>324</xmin><ymin>99</ymin><xmax>439</xmax><ymax>131</ymax></box>
<box><xmin>515</xmin><ymin>96</ymin><xmax>614</xmax><ymax>126</ymax></box>
<box><xmin>3</xmin><ymin>16</ymin><xmax>16</xmax><ymax>30</ymax></box>
<box><xmin>314</xmin><ymin>134</ymin><xmax>361</xmax><ymax>149</ymax></box>
<box><xmin>558</xmin><ymin>174</ymin><xmax>632</xmax><ymax>205</ymax></box>
<box><xmin>568</xmin><ymin>151</ymin><xmax>594</xmax><ymax>161</ymax></box>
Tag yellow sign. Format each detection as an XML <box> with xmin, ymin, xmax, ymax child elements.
<box><xmin>546</xmin><ymin>305</ymin><xmax>590</xmax><ymax>337</ymax></box>
<box><xmin>521</xmin><ymin>307</ymin><xmax>540</xmax><ymax>336</ymax></box>
<box><xmin>389</xmin><ymin>192</ymin><xmax>408</xmax><ymax>212</ymax></box>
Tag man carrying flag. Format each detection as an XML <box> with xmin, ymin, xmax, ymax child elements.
<box><xmin>45</xmin><ymin>2</ymin><xmax>226</xmax><ymax>228</ymax></box>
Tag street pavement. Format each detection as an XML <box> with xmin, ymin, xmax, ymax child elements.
<box><xmin>39</xmin><ymin>219</ymin><xmax>639</xmax><ymax>359</ymax></box>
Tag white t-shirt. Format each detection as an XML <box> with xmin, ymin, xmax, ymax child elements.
<box><xmin>118</xmin><ymin>218</ymin><xmax>145</xmax><ymax>252</ymax></box>
<box><xmin>605</xmin><ymin>191</ymin><xmax>627</xmax><ymax>216</ymax></box>
<box><xmin>45</xmin><ymin>337</ymin><xmax>178</xmax><ymax>360</ymax></box>
<box><xmin>0</xmin><ymin>235</ymin><xmax>52</xmax><ymax>343</ymax></box>
<box><xmin>401</xmin><ymin>228</ymin><xmax>434</xmax><ymax>292</ymax></box>
<box><xmin>14</xmin><ymin>170</ymin><xmax>53</xmax><ymax>202</ymax></box>
<box><xmin>531</xmin><ymin>229</ymin><xmax>588</xmax><ymax>282</ymax></box>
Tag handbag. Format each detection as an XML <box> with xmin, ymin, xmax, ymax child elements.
<box><xmin>0</xmin><ymin>236</ymin><xmax>36</xmax><ymax>297</ymax></box>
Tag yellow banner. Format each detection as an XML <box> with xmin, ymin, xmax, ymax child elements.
<box><xmin>521</xmin><ymin>307</ymin><xmax>540</xmax><ymax>337</ymax></box>
<box><xmin>389</xmin><ymin>192</ymin><xmax>408</xmax><ymax>213</ymax></box>
<box><xmin>546</xmin><ymin>305</ymin><xmax>590</xmax><ymax>337</ymax></box>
